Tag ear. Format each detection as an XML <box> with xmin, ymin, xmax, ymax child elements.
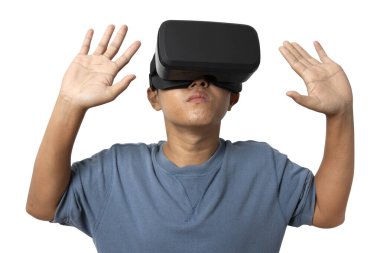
<box><xmin>147</xmin><ymin>87</ymin><xmax>161</xmax><ymax>111</ymax></box>
<box><xmin>228</xmin><ymin>93</ymin><xmax>240</xmax><ymax>111</ymax></box>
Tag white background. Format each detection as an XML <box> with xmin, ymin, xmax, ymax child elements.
<box><xmin>1</xmin><ymin>0</ymin><xmax>378</xmax><ymax>252</ymax></box>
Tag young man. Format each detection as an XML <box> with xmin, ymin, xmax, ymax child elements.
<box><xmin>26</xmin><ymin>24</ymin><xmax>354</xmax><ymax>253</ymax></box>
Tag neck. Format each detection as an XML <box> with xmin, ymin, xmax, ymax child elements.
<box><xmin>163</xmin><ymin>125</ymin><xmax>221</xmax><ymax>168</ymax></box>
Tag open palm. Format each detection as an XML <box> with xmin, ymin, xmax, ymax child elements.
<box><xmin>279</xmin><ymin>41</ymin><xmax>352</xmax><ymax>116</ymax></box>
<box><xmin>60</xmin><ymin>25</ymin><xmax>141</xmax><ymax>110</ymax></box>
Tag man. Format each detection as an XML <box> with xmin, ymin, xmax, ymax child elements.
<box><xmin>26</xmin><ymin>23</ymin><xmax>354</xmax><ymax>253</ymax></box>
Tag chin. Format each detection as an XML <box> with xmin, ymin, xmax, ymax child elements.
<box><xmin>186</xmin><ymin>116</ymin><xmax>220</xmax><ymax>128</ymax></box>
<box><xmin>166</xmin><ymin>109</ymin><xmax>226</xmax><ymax>129</ymax></box>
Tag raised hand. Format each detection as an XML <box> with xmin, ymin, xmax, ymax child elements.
<box><xmin>279</xmin><ymin>41</ymin><xmax>352</xmax><ymax>116</ymax></box>
<box><xmin>59</xmin><ymin>25</ymin><xmax>141</xmax><ymax>110</ymax></box>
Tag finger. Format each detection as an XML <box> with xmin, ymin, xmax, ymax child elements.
<box><xmin>114</xmin><ymin>40</ymin><xmax>141</xmax><ymax>70</ymax></box>
<box><xmin>286</xmin><ymin>91</ymin><xmax>318</xmax><ymax>110</ymax></box>
<box><xmin>79</xmin><ymin>29</ymin><xmax>94</xmax><ymax>55</ymax></box>
<box><xmin>279</xmin><ymin>42</ymin><xmax>307</xmax><ymax>76</ymax></box>
<box><xmin>93</xmin><ymin>25</ymin><xmax>115</xmax><ymax>55</ymax></box>
<box><xmin>109</xmin><ymin>74</ymin><xmax>136</xmax><ymax>99</ymax></box>
<box><xmin>104</xmin><ymin>25</ymin><xmax>128</xmax><ymax>59</ymax></box>
<box><xmin>314</xmin><ymin>41</ymin><xmax>332</xmax><ymax>63</ymax></box>
<box><xmin>283</xmin><ymin>41</ymin><xmax>310</xmax><ymax>64</ymax></box>
<box><xmin>291</xmin><ymin>42</ymin><xmax>320</xmax><ymax>65</ymax></box>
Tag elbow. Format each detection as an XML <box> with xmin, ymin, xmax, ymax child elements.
<box><xmin>317</xmin><ymin>217</ymin><xmax>345</xmax><ymax>229</ymax></box>
<box><xmin>26</xmin><ymin>201</ymin><xmax>56</xmax><ymax>221</ymax></box>
<box><xmin>332</xmin><ymin>215</ymin><xmax>346</xmax><ymax>228</ymax></box>
<box><xmin>332</xmin><ymin>214</ymin><xmax>346</xmax><ymax>227</ymax></box>
<box><xmin>313</xmin><ymin>212</ymin><xmax>346</xmax><ymax>228</ymax></box>
<box><xmin>313</xmin><ymin>199</ymin><xmax>348</xmax><ymax>228</ymax></box>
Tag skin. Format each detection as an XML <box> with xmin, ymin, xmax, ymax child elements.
<box><xmin>147</xmin><ymin>81</ymin><xmax>239</xmax><ymax>167</ymax></box>
<box><xmin>279</xmin><ymin>41</ymin><xmax>354</xmax><ymax>227</ymax></box>
<box><xmin>26</xmin><ymin>25</ymin><xmax>354</xmax><ymax>229</ymax></box>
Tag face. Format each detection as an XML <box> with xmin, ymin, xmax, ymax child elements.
<box><xmin>148</xmin><ymin>79</ymin><xmax>239</xmax><ymax>129</ymax></box>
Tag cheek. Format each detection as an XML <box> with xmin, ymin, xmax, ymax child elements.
<box><xmin>213</xmin><ymin>92</ymin><xmax>232</xmax><ymax>114</ymax></box>
<box><xmin>213</xmin><ymin>100</ymin><xmax>230</xmax><ymax>119</ymax></box>
<box><xmin>158</xmin><ymin>94</ymin><xmax>185</xmax><ymax>118</ymax></box>
<box><xmin>164</xmin><ymin>104</ymin><xmax>185</xmax><ymax>119</ymax></box>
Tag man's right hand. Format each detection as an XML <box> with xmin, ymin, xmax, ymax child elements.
<box><xmin>26</xmin><ymin>25</ymin><xmax>140</xmax><ymax>221</ymax></box>
<box><xmin>59</xmin><ymin>24</ymin><xmax>141</xmax><ymax>110</ymax></box>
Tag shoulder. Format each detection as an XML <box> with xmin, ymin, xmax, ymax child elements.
<box><xmin>91</xmin><ymin>142</ymin><xmax>160</xmax><ymax>157</ymax></box>
<box><xmin>225</xmin><ymin>139</ymin><xmax>281</xmax><ymax>156</ymax></box>
<box><xmin>108</xmin><ymin>142</ymin><xmax>158</xmax><ymax>154</ymax></box>
<box><xmin>72</xmin><ymin>142</ymin><xmax>160</xmax><ymax>170</ymax></box>
<box><xmin>223</xmin><ymin>139</ymin><xmax>289</xmax><ymax>167</ymax></box>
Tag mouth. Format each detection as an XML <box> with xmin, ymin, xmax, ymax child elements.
<box><xmin>186</xmin><ymin>91</ymin><xmax>210</xmax><ymax>103</ymax></box>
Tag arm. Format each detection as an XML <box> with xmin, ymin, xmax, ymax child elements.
<box><xmin>26</xmin><ymin>25</ymin><xmax>141</xmax><ymax>221</ymax></box>
<box><xmin>279</xmin><ymin>41</ymin><xmax>354</xmax><ymax>228</ymax></box>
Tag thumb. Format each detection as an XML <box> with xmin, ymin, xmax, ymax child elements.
<box><xmin>286</xmin><ymin>90</ymin><xmax>317</xmax><ymax>110</ymax></box>
<box><xmin>110</xmin><ymin>74</ymin><xmax>136</xmax><ymax>98</ymax></box>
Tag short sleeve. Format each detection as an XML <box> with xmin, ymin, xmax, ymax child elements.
<box><xmin>274</xmin><ymin>149</ymin><xmax>316</xmax><ymax>227</ymax></box>
<box><xmin>52</xmin><ymin>147</ymin><xmax>116</xmax><ymax>237</ymax></box>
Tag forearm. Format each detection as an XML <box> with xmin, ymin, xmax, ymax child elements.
<box><xmin>313</xmin><ymin>108</ymin><xmax>354</xmax><ymax>228</ymax></box>
<box><xmin>26</xmin><ymin>95</ymin><xmax>86</xmax><ymax>221</ymax></box>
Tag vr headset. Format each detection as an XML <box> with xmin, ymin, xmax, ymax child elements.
<box><xmin>149</xmin><ymin>20</ymin><xmax>261</xmax><ymax>93</ymax></box>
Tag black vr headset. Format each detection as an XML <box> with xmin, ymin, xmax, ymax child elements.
<box><xmin>149</xmin><ymin>20</ymin><xmax>261</xmax><ymax>93</ymax></box>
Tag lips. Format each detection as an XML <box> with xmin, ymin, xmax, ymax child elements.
<box><xmin>186</xmin><ymin>91</ymin><xmax>210</xmax><ymax>103</ymax></box>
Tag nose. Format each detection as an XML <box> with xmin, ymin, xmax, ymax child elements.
<box><xmin>188</xmin><ymin>79</ymin><xmax>210</xmax><ymax>89</ymax></box>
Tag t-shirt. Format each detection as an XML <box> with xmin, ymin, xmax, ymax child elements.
<box><xmin>53</xmin><ymin>139</ymin><xmax>315</xmax><ymax>253</ymax></box>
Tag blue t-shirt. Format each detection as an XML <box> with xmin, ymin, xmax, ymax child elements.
<box><xmin>53</xmin><ymin>139</ymin><xmax>315</xmax><ymax>253</ymax></box>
